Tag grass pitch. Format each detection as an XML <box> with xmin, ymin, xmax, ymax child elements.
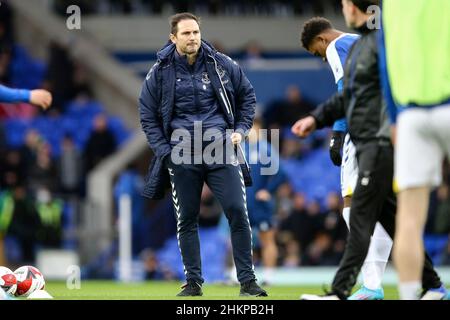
<box><xmin>41</xmin><ymin>281</ymin><xmax>401</xmax><ymax>300</ymax></box>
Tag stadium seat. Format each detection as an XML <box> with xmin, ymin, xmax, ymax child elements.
<box><xmin>424</xmin><ymin>234</ymin><xmax>449</xmax><ymax>266</ymax></box>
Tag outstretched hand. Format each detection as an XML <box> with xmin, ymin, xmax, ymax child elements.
<box><xmin>291</xmin><ymin>116</ymin><xmax>317</xmax><ymax>138</ymax></box>
<box><xmin>30</xmin><ymin>89</ymin><xmax>52</xmax><ymax>110</ymax></box>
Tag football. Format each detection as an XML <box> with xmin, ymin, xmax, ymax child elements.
<box><xmin>0</xmin><ymin>266</ymin><xmax>17</xmax><ymax>296</ymax></box>
<box><xmin>14</xmin><ymin>266</ymin><xmax>45</xmax><ymax>297</ymax></box>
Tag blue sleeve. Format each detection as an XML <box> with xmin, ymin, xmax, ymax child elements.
<box><xmin>0</xmin><ymin>84</ymin><xmax>30</xmax><ymax>103</ymax></box>
<box><xmin>332</xmin><ymin>118</ymin><xmax>347</xmax><ymax>132</ymax></box>
<box><xmin>332</xmin><ymin>78</ymin><xmax>348</xmax><ymax>132</ymax></box>
<box><xmin>337</xmin><ymin>78</ymin><xmax>345</xmax><ymax>93</ymax></box>
<box><xmin>377</xmin><ymin>24</ymin><xmax>397</xmax><ymax>123</ymax></box>
<box><xmin>334</xmin><ymin>43</ymin><xmax>349</xmax><ymax>72</ymax></box>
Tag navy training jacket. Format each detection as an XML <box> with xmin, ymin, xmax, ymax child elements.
<box><xmin>139</xmin><ymin>40</ymin><xmax>256</xmax><ymax>199</ymax></box>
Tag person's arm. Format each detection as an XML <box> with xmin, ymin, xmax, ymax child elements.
<box><xmin>0</xmin><ymin>84</ymin><xmax>30</xmax><ymax>102</ymax></box>
<box><xmin>138</xmin><ymin>64</ymin><xmax>172</xmax><ymax>158</ymax></box>
<box><xmin>292</xmin><ymin>91</ymin><xmax>346</xmax><ymax>139</ymax></box>
<box><xmin>0</xmin><ymin>85</ymin><xmax>52</xmax><ymax>110</ymax></box>
<box><xmin>327</xmin><ymin>40</ymin><xmax>350</xmax><ymax>166</ymax></box>
<box><xmin>311</xmin><ymin>92</ymin><xmax>346</xmax><ymax>129</ymax></box>
<box><xmin>329</xmin><ymin>79</ymin><xmax>347</xmax><ymax>166</ymax></box>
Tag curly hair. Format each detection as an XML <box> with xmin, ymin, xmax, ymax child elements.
<box><xmin>300</xmin><ymin>17</ymin><xmax>333</xmax><ymax>50</ymax></box>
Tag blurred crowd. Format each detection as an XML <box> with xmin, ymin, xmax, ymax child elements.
<box><xmin>0</xmin><ymin>3</ymin><xmax>125</xmax><ymax>268</ymax></box>
<box><xmin>52</xmin><ymin>0</ymin><xmax>342</xmax><ymax>16</ymax></box>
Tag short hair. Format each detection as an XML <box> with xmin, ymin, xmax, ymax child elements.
<box><xmin>169</xmin><ymin>12</ymin><xmax>200</xmax><ymax>35</ymax></box>
<box><xmin>348</xmin><ymin>0</ymin><xmax>380</xmax><ymax>13</ymax></box>
<box><xmin>300</xmin><ymin>17</ymin><xmax>333</xmax><ymax>50</ymax></box>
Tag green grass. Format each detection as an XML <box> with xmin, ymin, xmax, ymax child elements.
<box><xmin>38</xmin><ymin>281</ymin><xmax>401</xmax><ymax>300</ymax></box>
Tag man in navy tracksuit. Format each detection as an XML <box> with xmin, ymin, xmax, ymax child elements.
<box><xmin>138</xmin><ymin>12</ymin><xmax>267</xmax><ymax>297</ymax></box>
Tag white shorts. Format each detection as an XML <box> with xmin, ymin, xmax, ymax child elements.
<box><xmin>395</xmin><ymin>104</ymin><xmax>450</xmax><ymax>190</ymax></box>
<box><xmin>341</xmin><ymin>133</ymin><xmax>359</xmax><ymax>198</ymax></box>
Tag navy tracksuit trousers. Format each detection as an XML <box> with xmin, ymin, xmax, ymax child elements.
<box><xmin>166</xmin><ymin>158</ymin><xmax>256</xmax><ymax>285</ymax></box>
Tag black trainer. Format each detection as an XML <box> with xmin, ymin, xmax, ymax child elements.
<box><xmin>176</xmin><ymin>281</ymin><xmax>203</xmax><ymax>297</ymax></box>
<box><xmin>240</xmin><ymin>280</ymin><xmax>268</xmax><ymax>297</ymax></box>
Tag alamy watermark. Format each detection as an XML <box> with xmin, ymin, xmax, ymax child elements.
<box><xmin>66</xmin><ymin>265</ymin><xmax>81</xmax><ymax>289</ymax></box>
<box><xmin>168</xmin><ymin>122</ymin><xmax>280</xmax><ymax>176</ymax></box>
<box><xmin>66</xmin><ymin>5</ymin><xmax>81</xmax><ymax>30</ymax></box>
<box><xmin>367</xmin><ymin>5</ymin><xmax>381</xmax><ymax>30</ymax></box>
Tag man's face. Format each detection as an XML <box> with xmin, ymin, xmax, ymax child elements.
<box><xmin>170</xmin><ymin>19</ymin><xmax>201</xmax><ymax>55</ymax></box>
<box><xmin>307</xmin><ymin>37</ymin><xmax>328</xmax><ymax>61</ymax></box>
<box><xmin>342</xmin><ymin>0</ymin><xmax>357</xmax><ymax>28</ymax></box>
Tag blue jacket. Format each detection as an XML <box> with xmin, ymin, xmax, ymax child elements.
<box><xmin>139</xmin><ymin>40</ymin><xmax>256</xmax><ymax>199</ymax></box>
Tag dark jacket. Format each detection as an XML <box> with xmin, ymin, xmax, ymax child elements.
<box><xmin>170</xmin><ymin>48</ymin><xmax>227</xmax><ymax>138</ymax></box>
<box><xmin>139</xmin><ymin>40</ymin><xmax>256</xmax><ymax>199</ymax></box>
<box><xmin>311</xmin><ymin>25</ymin><xmax>390</xmax><ymax>149</ymax></box>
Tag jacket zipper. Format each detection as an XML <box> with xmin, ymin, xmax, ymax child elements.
<box><xmin>210</xmin><ymin>54</ymin><xmax>232</xmax><ymax>115</ymax></box>
<box><xmin>218</xmin><ymin>88</ymin><xmax>231</xmax><ymax>115</ymax></box>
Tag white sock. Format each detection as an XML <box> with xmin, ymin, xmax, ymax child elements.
<box><xmin>399</xmin><ymin>281</ymin><xmax>421</xmax><ymax>300</ymax></box>
<box><xmin>342</xmin><ymin>207</ymin><xmax>350</xmax><ymax>229</ymax></box>
<box><xmin>343</xmin><ymin>208</ymin><xmax>392</xmax><ymax>290</ymax></box>
<box><xmin>361</xmin><ymin>261</ymin><xmax>386</xmax><ymax>290</ymax></box>
<box><xmin>362</xmin><ymin>223</ymin><xmax>393</xmax><ymax>290</ymax></box>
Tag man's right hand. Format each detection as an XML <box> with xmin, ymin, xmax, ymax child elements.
<box><xmin>30</xmin><ymin>89</ymin><xmax>52</xmax><ymax>110</ymax></box>
<box><xmin>291</xmin><ymin>116</ymin><xmax>317</xmax><ymax>138</ymax></box>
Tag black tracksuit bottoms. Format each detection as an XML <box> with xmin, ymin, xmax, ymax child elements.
<box><xmin>166</xmin><ymin>159</ymin><xmax>255</xmax><ymax>285</ymax></box>
<box><xmin>332</xmin><ymin>142</ymin><xmax>443</xmax><ymax>297</ymax></box>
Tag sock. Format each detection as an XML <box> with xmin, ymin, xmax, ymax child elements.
<box><xmin>361</xmin><ymin>261</ymin><xmax>386</xmax><ymax>290</ymax></box>
<box><xmin>342</xmin><ymin>207</ymin><xmax>381</xmax><ymax>289</ymax></box>
<box><xmin>399</xmin><ymin>281</ymin><xmax>421</xmax><ymax>300</ymax></box>
<box><xmin>362</xmin><ymin>223</ymin><xmax>393</xmax><ymax>290</ymax></box>
<box><xmin>343</xmin><ymin>207</ymin><xmax>392</xmax><ymax>290</ymax></box>
<box><xmin>342</xmin><ymin>207</ymin><xmax>350</xmax><ymax>229</ymax></box>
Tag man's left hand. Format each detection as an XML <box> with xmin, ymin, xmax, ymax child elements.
<box><xmin>231</xmin><ymin>132</ymin><xmax>243</xmax><ymax>145</ymax></box>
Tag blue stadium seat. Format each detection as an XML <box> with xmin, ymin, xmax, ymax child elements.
<box><xmin>281</xmin><ymin>149</ymin><xmax>340</xmax><ymax>206</ymax></box>
<box><xmin>4</xmin><ymin>119</ymin><xmax>28</xmax><ymax>147</ymax></box>
<box><xmin>424</xmin><ymin>234</ymin><xmax>449</xmax><ymax>266</ymax></box>
<box><xmin>108</xmin><ymin>116</ymin><xmax>132</xmax><ymax>145</ymax></box>
<box><xmin>10</xmin><ymin>45</ymin><xmax>46</xmax><ymax>89</ymax></box>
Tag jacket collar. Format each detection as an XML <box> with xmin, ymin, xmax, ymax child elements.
<box><xmin>156</xmin><ymin>39</ymin><xmax>218</xmax><ymax>63</ymax></box>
